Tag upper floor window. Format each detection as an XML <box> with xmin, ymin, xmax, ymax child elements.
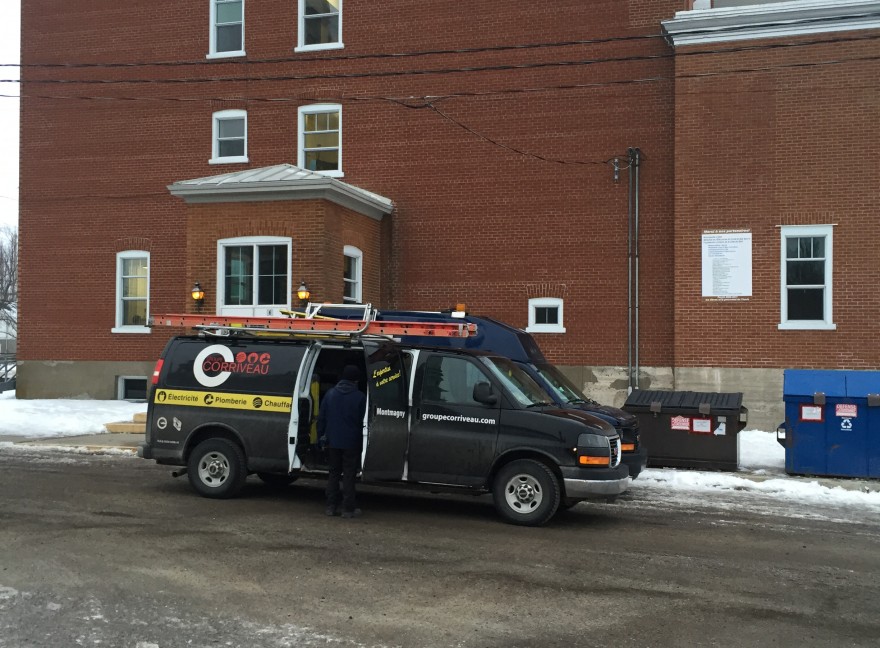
<box><xmin>217</xmin><ymin>237</ymin><xmax>291</xmax><ymax>316</ymax></box>
<box><xmin>209</xmin><ymin>0</ymin><xmax>245</xmax><ymax>58</ymax></box>
<box><xmin>343</xmin><ymin>245</ymin><xmax>362</xmax><ymax>303</ymax></box>
<box><xmin>779</xmin><ymin>225</ymin><xmax>835</xmax><ymax>330</ymax></box>
<box><xmin>210</xmin><ymin>110</ymin><xmax>248</xmax><ymax>164</ymax></box>
<box><xmin>526</xmin><ymin>297</ymin><xmax>566</xmax><ymax>334</ymax></box>
<box><xmin>296</xmin><ymin>0</ymin><xmax>343</xmax><ymax>52</ymax></box>
<box><xmin>298</xmin><ymin>104</ymin><xmax>342</xmax><ymax>177</ymax></box>
<box><xmin>113</xmin><ymin>251</ymin><xmax>150</xmax><ymax>333</ymax></box>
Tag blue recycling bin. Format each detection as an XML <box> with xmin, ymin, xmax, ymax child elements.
<box><xmin>778</xmin><ymin>369</ymin><xmax>880</xmax><ymax>479</ymax></box>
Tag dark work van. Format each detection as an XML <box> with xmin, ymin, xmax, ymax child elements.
<box><xmin>325</xmin><ymin>308</ymin><xmax>648</xmax><ymax>480</ymax></box>
<box><xmin>139</xmin><ymin>330</ymin><xmax>631</xmax><ymax>526</ymax></box>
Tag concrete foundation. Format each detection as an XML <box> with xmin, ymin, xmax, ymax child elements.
<box><xmin>15</xmin><ymin>361</ymin><xmax>155</xmax><ymax>399</ymax></box>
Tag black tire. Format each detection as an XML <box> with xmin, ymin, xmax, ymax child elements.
<box><xmin>257</xmin><ymin>472</ymin><xmax>298</xmax><ymax>488</ymax></box>
<box><xmin>187</xmin><ymin>438</ymin><xmax>247</xmax><ymax>499</ymax></box>
<box><xmin>492</xmin><ymin>459</ymin><xmax>560</xmax><ymax>526</ymax></box>
<box><xmin>558</xmin><ymin>498</ymin><xmax>580</xmax><ymax>511</ymax></box>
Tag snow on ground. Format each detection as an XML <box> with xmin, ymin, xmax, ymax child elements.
<box><xmin>0</xmin><ymin>390</ymin><xmax>146</xmax><ymax>438</ymax></box>
<box><xmin>2</xmin><ymin>390</ymin><xmax>879</xmax><ymax>513</ymax></box>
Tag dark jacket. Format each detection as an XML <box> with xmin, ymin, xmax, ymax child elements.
<box><xmin>317</xmin><ymin>379</ymin><xmax>367</xmax><ymax>449</ymax></box>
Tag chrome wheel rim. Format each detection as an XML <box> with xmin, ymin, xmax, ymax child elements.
<box><xmin>198</xmin><ymin>451</ymin><xmax>230</xmax><ymax>488</ymax></box>
<box><xmin>504</xmin><ymin>473</ymin><xmax>543</xmax><ymax>514</ymax></box>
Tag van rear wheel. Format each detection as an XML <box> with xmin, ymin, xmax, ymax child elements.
<box><xmin>187</xmin><ymin>438</ymin><xmax>247</xmax><ymax>499</ymax></box>
<box><xmin>492</xmin><ymin>459</ymin><xmax>560</xmax><ymax>526</ymax></box>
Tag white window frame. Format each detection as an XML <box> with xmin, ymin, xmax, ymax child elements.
<box><xmin>295</xmin><ymin>0</ymin><xmax>344</xmax><ymax>52</ymax></box>
<box><xmin>298</xmin><ymin>103</ymin><xmax>343</xmax><ymax>177</ymax></box>
<box><xmin>216</xmin><ymin>236</ymin><xmax>292</xmax><ymax>315</ymax></box>
<box><xmin>210</xmin><ymin>109</ymin><xmax>248</xmax><ymax>164</ymax></box>
<box><xmin>526</xmin><ymin>297</ymin><xmax>566</xmax><ymax>334</ymax></box>
<box><xmin>343</xmin><ymin>245</ymin><xmax>362</xmax><ymax>303</ymax></box>
<box><xmin>113</xmin><ymin>250</ymin><xmax>150</xmax><ymax>334</ymax></box>
<box><xmin>779</xmin><ymin>224</ymin><xmax>836</xmax><ymax>330</ymax></box>
<box><xmin>208</xmin><ymin>0</ymin><xmax>245</xmax><ymax>59</ymax></box>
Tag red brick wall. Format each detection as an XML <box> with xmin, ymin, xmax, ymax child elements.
<box><xmin>19</xmin><ymin>1</ymin><xmax>681</xmax><ymax>368</ymax></box>
<box><xmin>673</xmin><ymin>34</ymin><xmax>880</xmax><ymax>369</ymax></box>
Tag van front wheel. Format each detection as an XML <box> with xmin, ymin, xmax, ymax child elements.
<box><xmin>187</xmin><ymin>438</ymin><xmax>247</xmax><ymax>499</ymax></box>
<box><xmin>492</xmin><ymin>459</ymin><xmax>560</xmax><ymax>526</ymax></box>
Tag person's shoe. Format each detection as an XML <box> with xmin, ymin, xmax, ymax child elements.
<box><xmin>325</xmin><ymin>506</ymin><xmax>340</xmax><ymax>517</ymax></box>
<box><xmin>341</xmin><ymin>508</ymin><xmax>362</xmax><ymax>519</ymax></box>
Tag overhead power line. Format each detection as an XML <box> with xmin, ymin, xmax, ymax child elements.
<box><xmin>3</xmin><ymin>9</ymin><xmax>878</xmax><ymax>70</ymax></box>
<box><xmin>5</xmin><ymin>33</ymin><xmax>878</xmax><ymax>86</ymax></box>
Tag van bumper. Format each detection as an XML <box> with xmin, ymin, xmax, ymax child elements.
<box><xmin>561</xmin><ymin>465</ymin><xmax>631</xmax><ymax>499</ymax></box>
<box><xmin>137</xmin><ymin>443</ymin><xmax>151</xmax><ymax>459</ymax></box>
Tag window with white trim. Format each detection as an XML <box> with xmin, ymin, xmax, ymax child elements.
<box><xmin>118</xmin><ymin>376</ymin><xmax>148</xmax><ymax>401</ymax></box>
<box><xmin>779</xmin><ymin>225</ymin><xmax>835</xmax><ymax>330</ymax></box>
<box><xmin>526</xmin><ymin>297</ymin><xmax>566</xmax><ymax>333</ymax></box>
<box><xmin>298</xmin><ymin>104</ymin><xmax>342</xmax><ymax>176</ymax></box>
<box><xmin>113</xmin><ymin>251</ymin><xmax>150</xmax><ymax>333</ymax></box>
<box><xmin>217</xmin><ymin>237</ymin><xmax>291</xmax><ymax>316</ymax></box>
<box><xmin>296</xmin><ymin>0</ymin><xmax>343</xmax><ymax>52</ymax></box>
<box><xmin>209</xmin><ymin>0</ymin><xmax>245</xmax><ymax>58</ymax></box>
<box><xmin>343</xmin><ymin>245</ymin><xmax>362</xmax><ymax>303</ymax></box>
<box><xmin>210</xmin><ymin>109</ymin><xmax>248</xmax><ymax>164</ymax></box>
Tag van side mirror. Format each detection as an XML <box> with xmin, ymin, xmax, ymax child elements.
<box><xmin>473</xmin><ymin>382</ymin><xmax>498</xmax><ymax>406</ymax></box>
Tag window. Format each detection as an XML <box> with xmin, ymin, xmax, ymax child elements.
<box><xmin>421</xmin><ymin>355</ymin><xmax>489</xmax><ymax>407</ymax></box>
<box><xmin>217</xmin><ymin>237</ymin><xmax>291</xmax><ymax>316</ymax></box>
<box><xmin>113</xmin><ymin>251</ymin><xmax>150</xmax><ymax>333</ymax></box>
<box><xmin>117</xmin><ymin>376</ymin><xmax>148</xmax><ymax>401</ymax></box>
<box><xmin>210</xmin><ymin>110</ymin><xmax>248</xmax><ymax>164</ymax></box>
<box><xmin>296</xmin><ymin>0</ymin><xmax>343</xmax><ymax>52</ymax></box>
<box><xmin>298</xmin><ymin>104</ymin><xmax>342</xmax><ymax>176</ymax></box>
<box><xmin>780</xmin><ymin>225</ymin><xmax>835</xmax><ymax>330</ymax></box>
<box><xmin>526</xmin><ymin>297</ymin><xmax>565</xmax><ymax>333</ymax></box>
<box><xmin>343</xmin><ymin>245</ymin><xmax>362</xmax><ymax>303</ymax></box>
<box><xmin>209</xmin><ymin>0</ymin><xmax>245</xmax><ymax>58</ymax></box>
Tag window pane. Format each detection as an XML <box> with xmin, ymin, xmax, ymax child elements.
<box><xmin>787</xmin><ymin>288</ymin><xmax>824</xmax><ymax>320</ymax></box>
<box><xmin>304</xmin><ymin>132</ymin><xmax>339</xmax><ymax>149</ymax></box>
<box><xmin>122</xmin><ymin>299</ymin><xmax>147</xmax><ymax>326</ymax></box>
<box><xmin>225</xmin><ymin>246</ymin><xmax>253</xmax><ymax>305</ymax></box>
<box><xmin>785</xmin><ymin>238</ymin><xmax>799</xmax><ymax>259</ymax></box>
<box><xmin>305</xmin><ymin>0</ymin><xmax>339</xmax><ymax>14</ymax></box>
<box><xmin>305</xmin><ymin>149</ymin><xmax>338</xmax><ymax>171</ymax></box>
<box><xmin>344</xmin><ymin>255</ymin><xmax>356</xmax><ymax>280</ymax></box>
<box><xmin>304</xmin><ymin>16</ymin><xmax>339</xmax><ymax>45</ymax></box>
<box><xmin>122</xmin><ymin>257</ymin><xmax>147</xmax><ymax>277</ymax></box>
<box><xmin>535</xmin><ymin>306</ymin><xmax>558</xmax><ymax>325</ymax></box>
<box><xmin>122</xmin><ymin>378</ymin><xmax>147</xmax><ymax>401</ymax></box>
<box><xmin>422</xmin><ymin>356</ymin><xmax>484</xmax><ymax>406</ymax></box>
<box><xmin>786</xmin><ymin>260</ymin><xmax>824</xmax><ymax>286</ymax></box>
<box><xmin>218</xmin><ymin>139</ymin><xmax>245</xmax><ymax>158</ymax></box>
<box><xmin>812</xmin><ymin>237</ymin><xmax>825</xmax><ymax>258</ymax></box>
<box><xmin>257</xmin><ymin>246</ymin><xmax>287</xmax><ymax>305</ymax></box>
<box><xmin>217</xmin><ymin>1</ymin><xmax>242</xmax><ymax>23</ymax></box>
<box><xmin>122</xmin><ymin>277</ymin><xmax>147</xmax><ymax>298</ymax></box>
<box><xmin>218</xmin><ymin>118</ymin><xmax>244</xmax><ymax>138</ymax></box>
<box><xmin>217</xmin><ymin>24</ymin><xmax>242</xmax><ymax>52</ymax></box>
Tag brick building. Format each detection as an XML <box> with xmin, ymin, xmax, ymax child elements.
<box><xmin>17</xmin><ymin>0</ymin><xmax>880</xmax><ymax>429</ymax></box>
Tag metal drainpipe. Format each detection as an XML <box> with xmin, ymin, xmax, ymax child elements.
<box><xmin>627</xmin><ymin>148</ymin><xmax>634</xmax><ymax>393</ymax></box>
<box><xmin>633</xmin><ymin>148</ymin><xmax>642</xmax><ymax>391</ymax></box>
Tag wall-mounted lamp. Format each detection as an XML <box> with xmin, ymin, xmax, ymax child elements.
<box><xmin>191</xmin><ymin>281</ymin><xmax>205</xmax><ymax>312</ymax></box>
<box><xmin>296</xmin><ymin>280</ymin><xmax>310</xmax><ymax>306</ymax></box>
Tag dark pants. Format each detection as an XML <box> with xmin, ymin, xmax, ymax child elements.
<box><xmin>326</xmin><ymin>447</ymin><xmax>361</xmax><ymax>513</ymax></box>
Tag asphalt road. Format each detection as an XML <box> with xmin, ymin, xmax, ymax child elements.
<box><xmin>1</xmin><ymin>447</ymin><xmax>879</xmax><ymax>648</ymax></box>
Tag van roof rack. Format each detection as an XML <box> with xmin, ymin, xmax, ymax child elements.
<box><xmin>149</xmin><ymin>303</ymin><xmax>477</xmax><ymax>340</ymax></box>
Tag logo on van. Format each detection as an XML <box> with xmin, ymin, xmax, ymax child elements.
<box><xmin>193</xmin><ymin>345</ymin><xmax>272</xmax><ymax>388</ymax></box>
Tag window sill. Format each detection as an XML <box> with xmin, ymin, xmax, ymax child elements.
<box><xmin>525</xmin><ymin>326</ymin><xmax>566</xmax><ymax>334</ymax></box>
<box><xmin>111</xmin><ymin>326</ymin><xmax>151</xmax><ymax>334</ymax></box>
<box><xmin>778</xmin><ymin>322</ymin><xmax>837</xmax><ymax>331</ymax></box>
<box><xmin>206</xmin><ymin>50</ymin><xmax>246</xmax><ymax>59</ymax></box>
<box><xmin>295</xmin><ymin>42</ymin><xmax>344</xmax><ymax>53</ymax></box>
<box><xmin>209</xmin><ymin>156</ymin><xmax>249</xmax><ymax>165</ymax></box>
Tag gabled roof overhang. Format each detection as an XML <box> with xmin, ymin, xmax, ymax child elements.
<box><xmin>168</xmin><ymin>164</ymin><xmax>393</xmax><ymax>221</ymax></box>
<box><xmin>663</xmin><ymin>0</ymin><xmax>880</xmax><ymax>46</ymax></box>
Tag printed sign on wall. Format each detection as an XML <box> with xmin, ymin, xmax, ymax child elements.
<box><xmin>702</xmin><ymin>229</ymin><xmax>752</xmax><ymax>299</ymax></box>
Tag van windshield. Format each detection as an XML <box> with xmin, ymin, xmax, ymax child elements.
<box><xmin>483</xmin><ymin>357</ymin><xmax>554</xmax><ymax>407</ymax></box>
<box><xmin>536</xmin><ymin>364</ymin><xmax>597</xmax><ymax>406</ymax></box>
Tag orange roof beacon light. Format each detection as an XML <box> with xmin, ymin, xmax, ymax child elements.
<box><xmin>191</xmin><ymin>282</ymin><xmax>205</xmax><ymax>312</ymax></box>
<box><xmin>451</xmin><ymin>303</ymin><xmax>467</xmax><ymax>319</ymax></box>
<box><xmin>296</xmin><ymin>280</ymin><xmax>311</xmax><ymax>305</ymax></box>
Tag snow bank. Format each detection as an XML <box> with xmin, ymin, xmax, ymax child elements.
<box><xmin>0</xmin><ymin>391</ymin><xmax>146</xmax><ymax>438</ymax></box>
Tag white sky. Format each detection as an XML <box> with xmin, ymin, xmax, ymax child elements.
<box><xmin>0</xmin><ymin>2</ymin><xmax>19</xmax><ymax>229</ymax></box>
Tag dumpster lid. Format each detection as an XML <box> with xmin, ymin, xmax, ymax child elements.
<box><xmin>623</xmin><ymin>390</ymin><xmax>743</xmax><ymax>414</ymax></box>
<box><xmin>783</xmin><ymin>369</ymin><xmax>847</xmax><ymax>398</ymax></box>
<box><xmin>844</xmin><ymin>370</ymin><xmax>880</xmax><ymax>399</ymax></box>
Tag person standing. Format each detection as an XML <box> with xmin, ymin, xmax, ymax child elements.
<box><xmin>318</xmin><ymin>364</ymin><xmax>367</xmax><ymax>518</ymax></box>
